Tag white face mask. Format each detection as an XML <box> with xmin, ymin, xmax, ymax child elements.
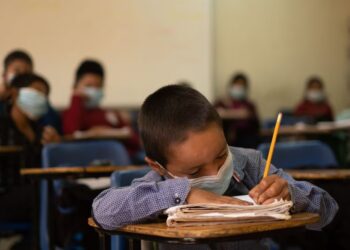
<box><xmin>230</xmin><ymin>85</ymin><xmax>247</xmax><ymax>100</ymax></box>
<box><xmin>84</xmin><ymin>87</ymin><xmax>103</xmax><ymax>108</ymax></box>
<box><xmin>17</xmin><ymin>88</ymin><xmax>48</xmax><ymax>120</ymax></box>
<box><xmin>306</xmin><ymin>90</ymin><xmax>325</xmax><ymax>103</ymax></box>
<box><xmin>157</xmin><ymin>147</ymin><xmax>234</xmax><ymax>195</ymax></box>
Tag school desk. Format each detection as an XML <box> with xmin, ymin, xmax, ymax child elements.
<box><xmin>63</xmin><ymin>128</ymin><xmax>132</xmax><ymax>142</ymax></box>
<box><xmin>0</xmin><ymin>145</ymin><xmax>23</xmax><ymax>153</ymax></box>
<box><xmin>286</xmin><ymin>169</ymin><xmax>350</xmax><ymax>180</ymax></box>
<box><xmin>88</xmin><ymin>213</ymin><xmax>319</xmax><ymax>250</ymax></box>
<box><xmin>217</xmin><ymin>108</ymin><xmax>251</xmax><ymax>120</ymax></box>
<box><xmin>20</xmin><ymin>165</ymin><xmax>143</xmax><ymax>250</ymax></box>
<box><xmin>260</xmin><ymin>122</ymin><xmax>350</xmax><ymax>137</ymax></box>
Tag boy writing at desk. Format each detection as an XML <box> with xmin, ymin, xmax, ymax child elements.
<box><xmin>93</xmin><ymin>85</ymin><xmax>338</xmax><ymax>249</ymax></box>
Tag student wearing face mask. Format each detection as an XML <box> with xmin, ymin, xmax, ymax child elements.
<box><xmin>0</xmin><ymin>73</ymin><xmax>61</xmax><ymax>248</ymax></box>
<box><xmin>92</xmin><ymin>85</ymin><xmax>338</xmax><ymax>250</ymax></box>
<box><xmin>294</xmin><ymin>77</ymin><xmax>334</xmax><ymax>123</ymax></box>
<box><xmin>63</xmin><ymin>60</ymin><xmax>140</xmax><ymax>157</ymax></box>
<box><xmin>215</xmin><ymin>73</ymin><xmax>260</xmax><ymax>148</ymax></box>
<box><xmin>0</xmin><ymin>50</ymin><xmax>33</xmax><ymax>113</ymax></box>
<box><xmin>0</xmin><ymin>50</ymin><xmax>62</xmax><ymax>134</ymax></box>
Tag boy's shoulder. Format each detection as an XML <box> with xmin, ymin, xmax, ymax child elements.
<box><xmin>229</xmin><ymin>146</ymin><xmax>262</xmax><ymax>163</ymax></box>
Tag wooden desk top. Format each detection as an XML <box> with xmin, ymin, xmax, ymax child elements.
<box><xmin>88</xmin><ymin>213</ymin><xmax>319</xmax><ymax>240</ymax></box>
<box><xmin>260</xmin><ymin>122</ymin><xmax>350</xmax><ymax>137</ymax></box>
<box><xmin>286</xmin><ymin>169</ymin><xmax>350</xmax><ymax>180</ymax></box>
<box><xmin>0</xmin><ymin>145</ymin><xmax>23</xmax><ymax>154</ymax></box>
<box><xmin>63</xmin><ymin>128</ymin><xmax>132</xmax><ymax>142</ymax></box>
<box><xmin>20</xmin><ymin>165</ymin><xmax>143</xmax><ymax>178</ymax></box>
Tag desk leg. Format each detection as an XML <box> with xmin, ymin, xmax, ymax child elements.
<box><xmin>31</xmin><ymin>181</ymin><xmax>39</xmax><ymax>250</ymax></box>
<box><xmin>98</xmin><ymin>232</ymin><xmax>106</xmax><ymax>250</ymax></box>
<box><xmin>128</xmin><ymin>238</ymin><xmax>141</xmax><ymax>250</ymax></box>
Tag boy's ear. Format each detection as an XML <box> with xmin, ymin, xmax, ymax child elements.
<box><xmin>145</xmin><ymin>156</ymin><xmax>164</xmax><ymax>176</ymax></box>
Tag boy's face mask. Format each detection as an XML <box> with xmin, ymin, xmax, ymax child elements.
<box><xmin>17</xmin><ymin>87</ymin><xmax>48</xmax><ymax>120</ymax></box>
<box><xmin>157</xmin><ymin>148</ymin><xmax>234</xmax><ymax>195</ymax></box>
<box><xmin>230</xmin><ymin>85</ymin><xmax>247</xmax><ymax>100</ymax></box>
<box><xmin>84</xmin><ymin>87</ymin><xmax>104</xmax><ymax>108</ymax></box>
<box><xmin>306</xmin><ymin>90</ymin><xmax>325</xmax><ymax>103</ymax></box>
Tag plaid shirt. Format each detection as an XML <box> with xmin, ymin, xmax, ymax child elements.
<box><xmin>92</xmin><ymin>147</ymin><xmax>338</xmax><ymax>249</ymax></box>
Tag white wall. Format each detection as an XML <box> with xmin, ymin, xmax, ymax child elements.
<box><xmin>215</xmin><ymin>0</ymin><xmax>350</xmax><ymax>118</ymax></box>
<box><xmin>1</xmin><ymin>0</ymin><xmax>350</xmax><ymax>119</ymax></box>
<box><xmin>0</xmin><ymin>0</ymin><xmax>212</xmax><ymax>108</ymax></box>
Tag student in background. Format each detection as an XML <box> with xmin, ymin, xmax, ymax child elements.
<box><xmin>294</xmin><ymin>77</ymin><xmax>334</xmax><ymax>122</ymax></box>
<box><xmin>63</xmin><ymin>60</ymin><xmax>140</xmax><ymax>157</ymax></box>
<box><xmin>0</xmin><ymin>50</ymin><xmax>33</xmax><ymax>112</ymax></box>
<box><xmin>0</xmin><ymin>73</ymin><xmax>60</xmax><ymax>249</ymax></box>
<box><xmin>215</xmin><ymin>73</ymin><xmax>260</xmax><ymax>148</ymax></box>
<box><xmin>93</xmin><ymin>85</ymin><xmax>337</xmax><ymax>250</ymax></box>
<box><xmin>0</xmin><ymin>50</ymin><xmax>62</xmax><ymax>134</ymax></box>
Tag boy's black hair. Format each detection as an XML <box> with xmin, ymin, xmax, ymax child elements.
<box><xmin>3</xmin><ymin>50</ymin><xmax>33</xmax><ymax>70</ymax></box>
<box><xmin>229</xmin><ymin>73</ymin><xmax>249</xmax><ymax>88</ymax></box>
<box><xmin>307</xmin><ymin>76</ymin><xmax>323</xmax><ymax>89</ymax></box>
<box><xmin>11</xmin><ymin>73</ymin><xmax>50</xmax><ymax>95</ymax></box>
<box><xmin>74</xmin><ymin>60</ymin><xmax>104</xmax><ymax>86</ymax></box>
<box><xmin>138</xmin><ymin>84</ymin><xmax>222</xmax><ymax>166</ymax></box>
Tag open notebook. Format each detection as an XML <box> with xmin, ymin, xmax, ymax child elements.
<box><xmin>164</xmin><ymin>195</ymin><xmax>293</xmax><ymax>227</ymax></box>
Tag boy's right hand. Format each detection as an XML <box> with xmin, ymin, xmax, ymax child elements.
<box><xmin>186</xmin><ymin>188</ymin><xmax>252</xmax><ymax>206</ymax></box>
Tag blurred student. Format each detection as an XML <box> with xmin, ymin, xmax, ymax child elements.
<box><xmin>63</xmin><ymin>60</ymin><xmax>139</xmax><ymax>156</ymax></box>
<box><xmin>215</xmin><ymin>73</ymin><xmax>260</xmax><ymax>148</ymax></box>
<box><xmin>0</xmin><ymin>50</ymin><xmax>62</xmax><ymax>133</ymax></box>
<box><xmin>0</xmin><ymin>50</ymin><xmax>33</xmax><ymax>109</ymax></box>
<box><xmin>0</xmin><ymin>73</ymin><xmax>60</xmax><ymax>248</ymax></box>
<box><xmin>294</xmin><ymin>77</ymin><xmax>334</xmax><ymax>122</ymax></box>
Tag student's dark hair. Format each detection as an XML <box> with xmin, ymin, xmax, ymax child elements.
<box><xmin>11</xmin><ymin>73</ymin><xmax>50</xmax><ymax>95</ymax></box>
<box><xmin>229</xmin><ymin>73</ymin><xmax>249</xmax><ymax>88</ymax></box>
<box><xmin>74</xmin><ymin>60</ymin><xmax>104</xmax><ymax>86</ymax></box>
<box><xmin>306</xmin><ymin>76</ymin><xmax>323</xmax><ymax>89</ymax></box>
<box><xmin>3</xmin><ymin>50</ymin><xmax>33</xmax><ymax>71</ymax></box>
<box><xmin>138</xmin><ymin>84</ymin><xmax>222</xmax><ymax>166</ymax></box>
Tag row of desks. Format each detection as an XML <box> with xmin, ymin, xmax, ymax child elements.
<box><xmin>20</xmin><ymin>166</ymin><xmax>350</xmax><ymax>180</ymax></box>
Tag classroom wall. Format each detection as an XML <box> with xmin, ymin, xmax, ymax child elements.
<box><xmin>215</xmin><ymin>0</ymin><xmax>350</xmax><ymax>119</ymax></box>
<box><xmin>0</xmin><ymin>0</ymin><xmax>212</xmax><ymax>108</ymax></box>
<box><xmin>1</xmin><ymin>1</ymin><xmax>350</xmax><ymax>119</ymax></box>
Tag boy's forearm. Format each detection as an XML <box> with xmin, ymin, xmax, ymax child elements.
<box><xmin>92</xmin><ymin>178</ymin><xmax>191</xmax><ymax>230</ymax></box>
<box><xmin>273</xmin><ymin>168</ymin><xmax>338</xmax><ymax>230</ymax></box>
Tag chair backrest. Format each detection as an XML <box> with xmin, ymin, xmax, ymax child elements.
<box><xmin>42</xmin><ymin>140</ymin><xmax>131</xmax><ymax>168</ymax></box>
<box><xmin>110</xmin><ymin>167</ymin><xmax>151</xmax><ymax>250</ymax></box>
<box><xmin>40</xmin><ymin>140</ymin><xmax>131</xmax><ymax>250</ymax></box>
<box><xmin>111</xmin><ymin>167</ymin><xmax>151</xmax><ymax>187</ymax></box>
<box><xmin>257</xmin><ymin>140</ymin><xmax>338</xmax><ymax>169</ymax></box>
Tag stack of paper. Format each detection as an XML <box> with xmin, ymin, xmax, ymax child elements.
<box><xmin>164</xmin><ymin>195</ymin><xmax>293</xmax><ymax>227</ymax></box>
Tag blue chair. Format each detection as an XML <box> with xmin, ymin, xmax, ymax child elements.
<box><xmin>110</xmin><ymin>167</ymin><xmax>151</xmax><ymax>250</ymax></box>
<box><xmin>40</xmin><ymin>140</ymin><xmax>131</xmax><ymax>250</ymax></box>
<box><xmin>257</xmin><ymin>140</ymin><xmax>338</xmax><ymax>169</ymax></box>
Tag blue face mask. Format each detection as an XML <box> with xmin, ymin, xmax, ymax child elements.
<box><xmin>230</xmin><ymin>85</ymin><xmax>247</xmax><ymax>100</ymax></box>
<box><xmin>84</xmin><ymin>87</ymin><xmax>104</xmax><ymax>108</ymax></box>
<box><xmin>17</xmin><ymin>88</ymin><xmax>48</xmax><ymax>120</ymax></box>
<box><xmin>157</xmin><ymin>147</ymin><xmax>234</xmax><ymax>195</ymax></box>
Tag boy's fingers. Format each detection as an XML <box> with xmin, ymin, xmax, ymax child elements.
<box><xmin>261</xmin><ymin>187</ymin><xmax>290</xmax><ymax>205</ymax></box>
<box><xmin>257</xmin><ymin>179</ymin><xmax>285</xmax><ymax>203</ymax></box>
<box><xmin>249</xmin><ymin>175</ymin><xmax>277</xmax><ymax>201</ymax></box>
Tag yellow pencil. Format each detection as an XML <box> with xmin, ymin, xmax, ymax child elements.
<box><xmin>263</xmin><ymin>113</ymin><xmax>283</xmax><ymax>178</ymax></box>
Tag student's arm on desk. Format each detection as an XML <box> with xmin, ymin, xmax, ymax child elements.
<box><xmin>246</xmin><ymin>149</ymin><xmax>338</xmax><ymax>230</ymax></box>
<box><xmin>91</xmin><ymin>171</ymin><xmax>250</xmax><ymax>230</ymax></box>
<box><xmin>92</xmin><ymin>172</ymin><xmax>191</xmax><ymax>230</ymax></box>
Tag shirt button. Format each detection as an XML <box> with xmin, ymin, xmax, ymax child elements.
<box><xmin>174</xmin><ymin>197</ymin><xmax>181</xmax><ymax>204</ymax></box>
